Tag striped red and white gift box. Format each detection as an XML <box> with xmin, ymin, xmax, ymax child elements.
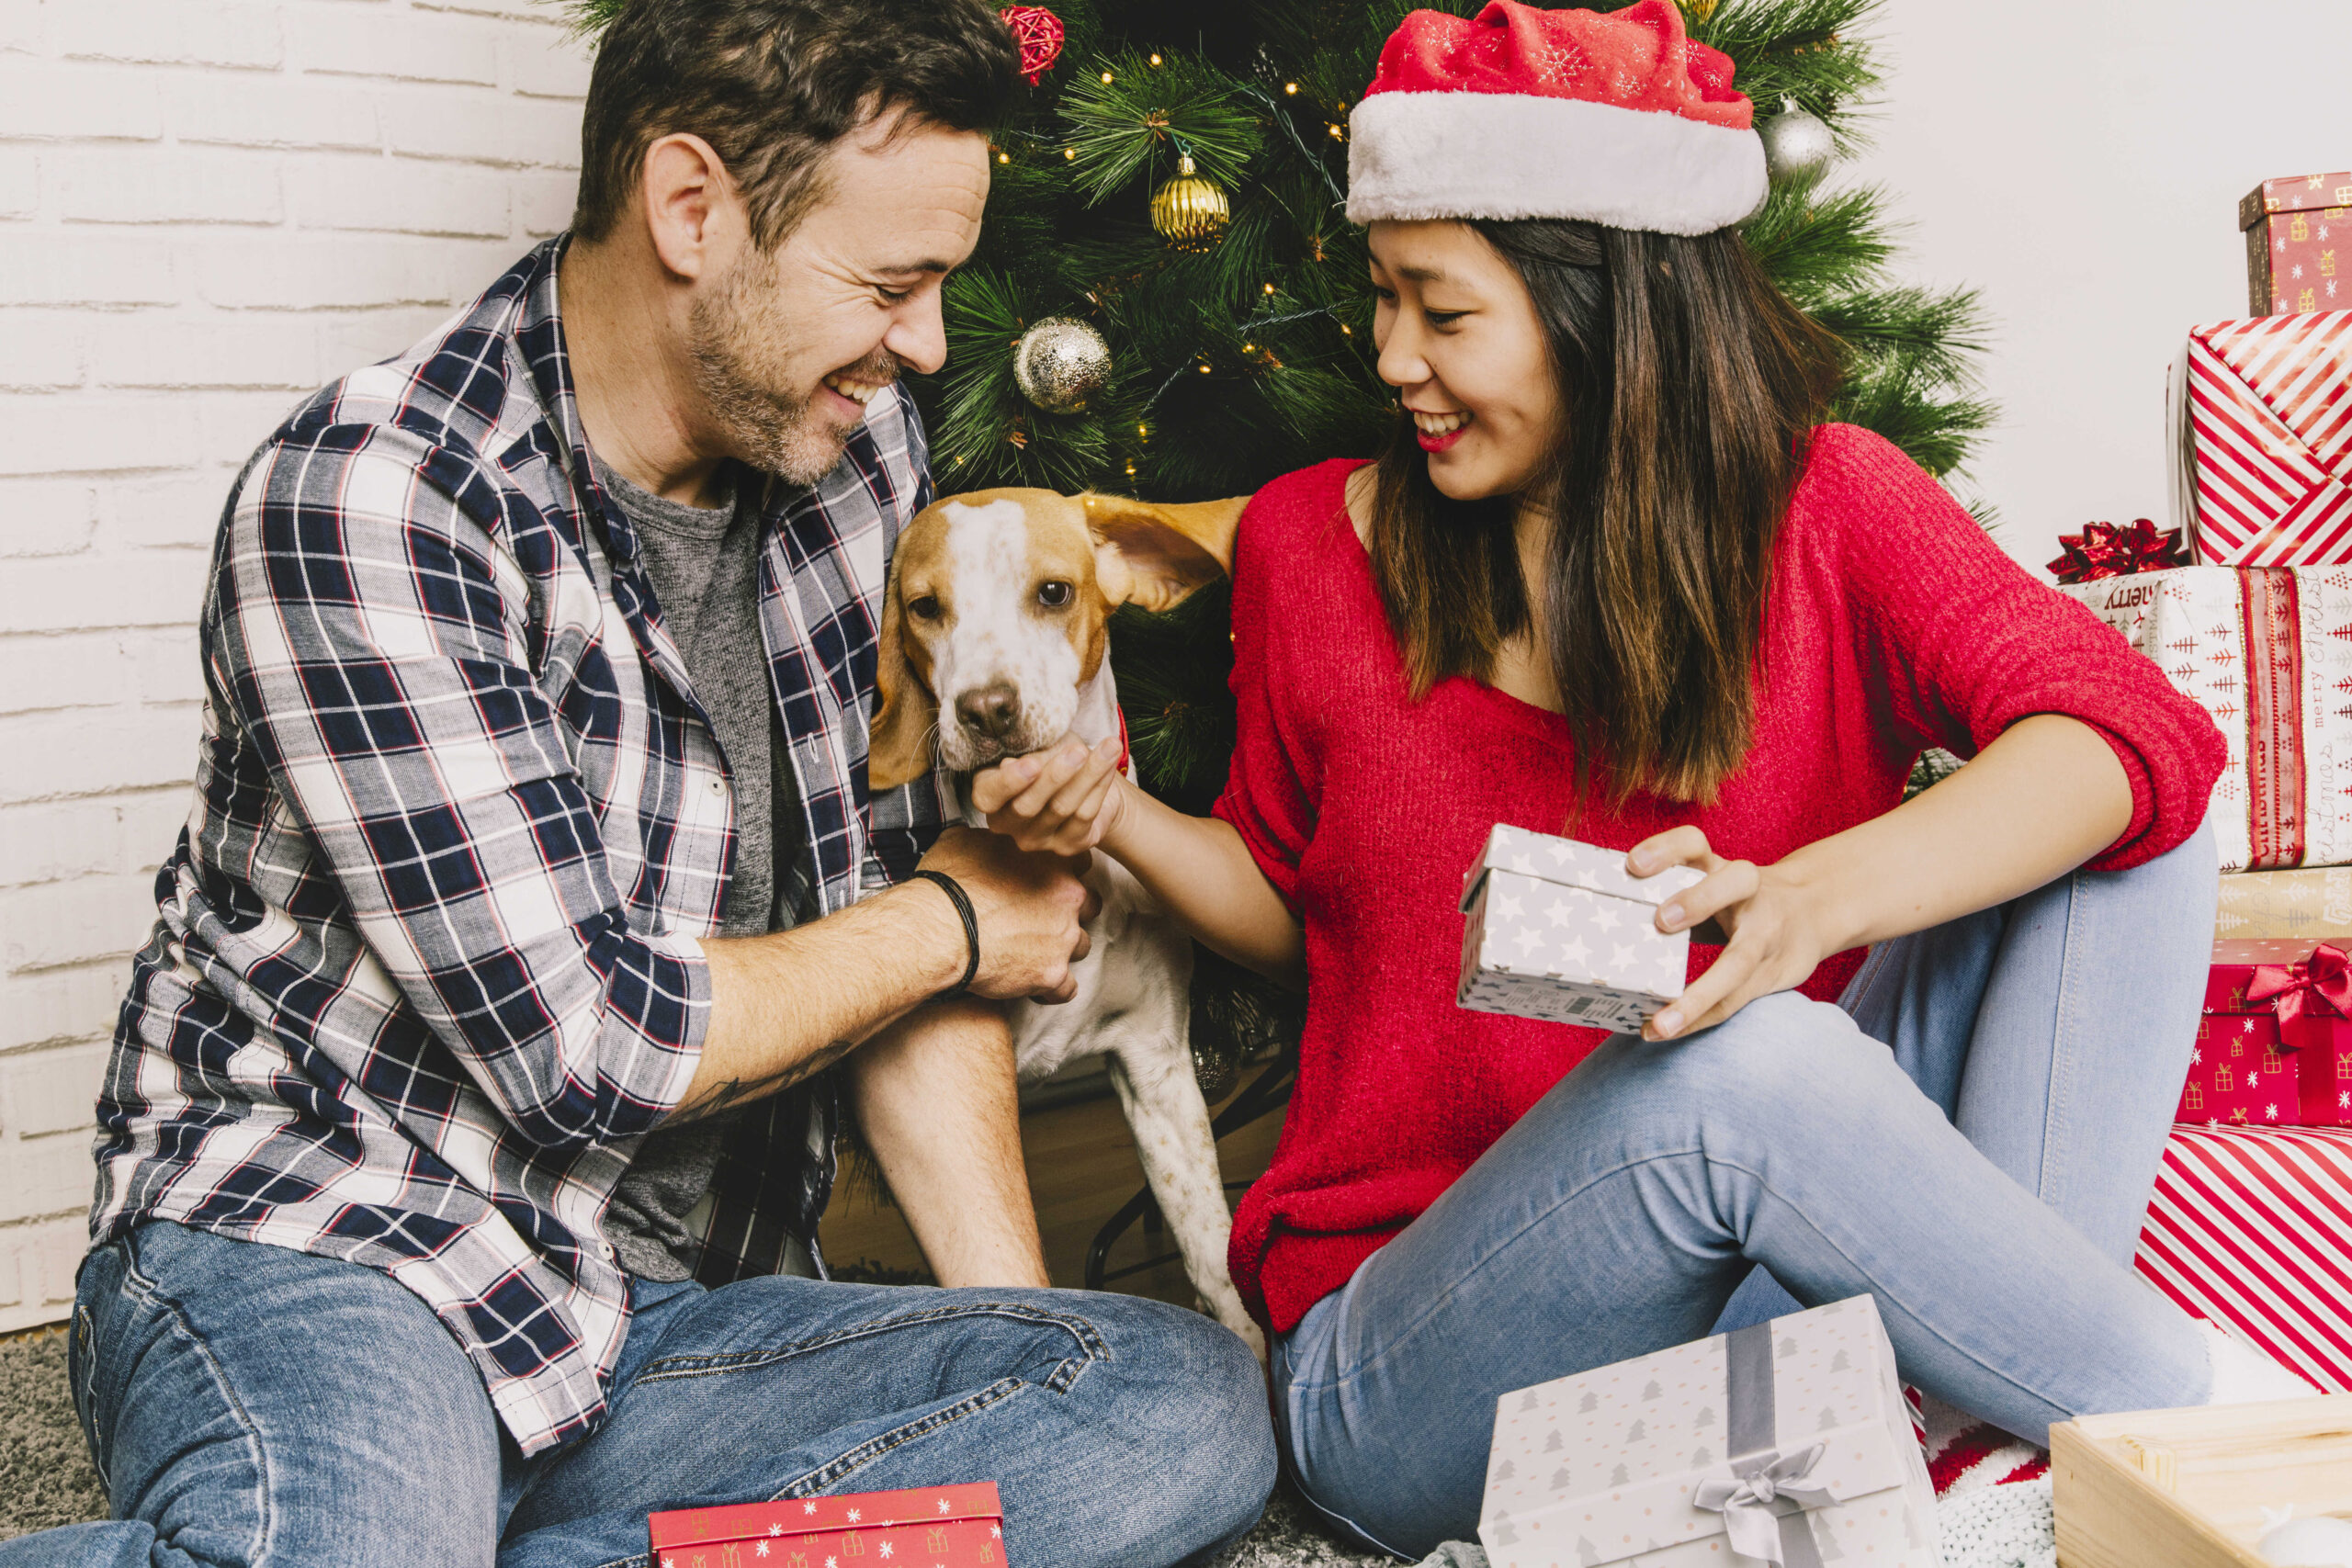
<box><xmin>2136</xmin><ymin>1122</ymin><xmax>2352</xmax><ymax>1393</ymax></box>
<box><xmin>2178</xmin><ymin>311</ymin><xmax>2352</xmax><ymax>568</ymax></box>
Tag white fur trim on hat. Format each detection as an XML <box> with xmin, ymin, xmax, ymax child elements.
<box><xmin>1346</xmin><ymin>89</ymin><xmax>1767</xmax><ymax>235</ymax></box>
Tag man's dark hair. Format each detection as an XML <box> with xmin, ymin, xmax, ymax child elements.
<box><xmin>574</xmin><ymin>0</ymin><xmax>1022</xmax><ymax>249</ymax></box>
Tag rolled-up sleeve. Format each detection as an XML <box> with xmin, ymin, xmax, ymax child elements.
<box><xmin>212</xmin><ymin>426</ymin><xmax>704</xmax><ymax>1149</ymax></box>
<box><xmin>1821</xmin><ymin>425</ymin><xmax>2226</xmax><ymax>870</ymax></box>
<box><xmin>1211</xmin><ymin>487</ymin><xmax>1317</xmax><ymax>913</ymax></box>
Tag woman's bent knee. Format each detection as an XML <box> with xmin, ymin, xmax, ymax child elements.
<box><xmin>1621</xmin><ymin>992</ymin><xmax>1903</xmax><ymax>1131</ymax></box>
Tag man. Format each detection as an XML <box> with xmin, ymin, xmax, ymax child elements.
<box><xmin>2</xmin><ymin>4</ymin><xmax>1273</xmax><ymax>1564</ymax></box>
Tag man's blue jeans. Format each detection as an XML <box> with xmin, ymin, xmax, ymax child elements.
<box><xmin>1272</xmin><ymin>826</ymin><xmax>2221</xmax><ymax>1559</ymax></box>
<box><xmin>5</xmin><ymin>1220</ymin><xmax>1273</xmax><ymax>1567</ymax></box>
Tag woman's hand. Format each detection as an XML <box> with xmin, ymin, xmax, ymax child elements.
<box><xmin>1628</xmin><ymin>825</ymin><xmax>1837</xmax><ymax>1043</ymax></box>
<box><xmin>970</xmin><ymin>735</ymin><xmax>1129</xmax><ymax>856</ymax></box>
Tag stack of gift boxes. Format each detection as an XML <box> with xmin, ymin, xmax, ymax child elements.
<box><xmin>2052</xmin><ymin>171</ymin><xmax>2352</xmax><ymax>1403</ymax></box>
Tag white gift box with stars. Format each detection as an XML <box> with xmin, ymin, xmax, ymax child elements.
<box><xmin>1457</xmin><ymin>825</ymin><xmax>1705</xmax><ymax>1034</ymax></box>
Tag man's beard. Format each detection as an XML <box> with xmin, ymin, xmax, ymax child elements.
<box><xmin>687</xmin><ymin>247</ymin><xmax>899</xmax><ymax>488</ymax></box>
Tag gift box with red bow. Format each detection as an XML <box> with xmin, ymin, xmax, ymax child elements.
<box><xmin>2193</xmin><ymin>940</ymin><xmax>2352</xmax><ymax>1127</ymax></box>
<box><xmin>649</xmin><ymin>1483</ymin><xmax>1006</xmax><ymax>1568</ymax></box>
<box><xmin>2169</xmin><ymin>311</ymin><xmax>2352</xmax><ymax>569</ymax></box>
<box><xmin>2057</xmin><ymin>564</ymin><xmax>2352</xmax><ymax>872</ymax></box>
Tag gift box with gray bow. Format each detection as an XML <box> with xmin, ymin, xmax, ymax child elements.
<box><xmin>1457</xmin><ymin>825</ymin><xmax>1704</xmax><ymax>1034</ymax></box>
<box><xmin>1476</xmin><ymin>1295</ymin><xmax>1939</xmax><ymax>1568</ymax></box>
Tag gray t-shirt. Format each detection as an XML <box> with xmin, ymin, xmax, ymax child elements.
<box><xmin>595</xmin><ymin>458</ymin><xmax>808</xmax><ymax>1281</ymax></box>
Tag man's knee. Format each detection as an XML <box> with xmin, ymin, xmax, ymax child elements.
<box><xmin>1080</xmin><ymin>1298</ymin><xmax>1274</xmax><ymax>1552</ymax></box>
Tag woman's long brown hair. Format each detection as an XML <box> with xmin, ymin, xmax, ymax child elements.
<box><xmin>1368</xmin><ymin>220</ymin><xmax>1846</xmax><ymax>805</ymax></box>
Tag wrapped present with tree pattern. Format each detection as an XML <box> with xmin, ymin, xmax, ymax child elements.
<box><xmin>1477</xmin><ymin>1295</ymin><xmax>1938</xmax><ymax>1568</ymax></box>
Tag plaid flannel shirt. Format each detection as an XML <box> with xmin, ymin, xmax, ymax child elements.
<box><xmin>92</xmin><ymin>238</ymin><xmax>955</xmax><ymax>1456</ymax></box>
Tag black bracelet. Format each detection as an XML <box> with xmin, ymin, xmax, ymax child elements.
<box><xmin>910</xmin><ymin>869</ymin><xmax>980</xmax><ymax>997</ymax></box>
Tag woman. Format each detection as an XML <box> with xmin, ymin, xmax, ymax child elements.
<box><xmin>977</xmin><ymin>1</ymin><xmax>2315</xmax><ymax>1554</ymax></box>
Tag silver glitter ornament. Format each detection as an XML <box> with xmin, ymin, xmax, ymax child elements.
<box><xmin>1758</xmin><ymin>96</ymin><xmax>1834</xmax><ymax>184</ymax></box>
<box><xmin>1012</xmin><ymin>316</ymin><xmax>1112</xmax><ymax>414</ymax></box>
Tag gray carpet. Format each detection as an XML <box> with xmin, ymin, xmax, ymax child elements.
<box><xmin>0</xmin><ymin>1330</ymin><xmax>107</xmax><ymax>1540</ymax></box>
<box><xmin>0</xmin><ymin>1326</ymin><xmax>1387</xmax><ymax>1563</ymax></box>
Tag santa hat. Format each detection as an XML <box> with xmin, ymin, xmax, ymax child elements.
<box><xmin>1346</xmin><ymin>0</ymin><xmax>1767</xmax><ymax>236</ymax></box>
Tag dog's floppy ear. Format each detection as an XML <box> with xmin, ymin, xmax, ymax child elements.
<box><xmin>1081</xmin><ymin>493</ymin><xmax>1250</xmax><ymax>614</ymax></box>
<box><xmin>867</xmin><ymin>570</ymin><xmax>937</xmax><ymax>791</ymax></box>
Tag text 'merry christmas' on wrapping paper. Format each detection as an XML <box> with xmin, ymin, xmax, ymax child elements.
<box><xmin>1478</xmin><ymin>1294</ymin><xmax>1937</xmax><ymax>1568</ymax></box>
<box><xmin>2057</xmin><ymin>564</ymin><xmax>2352</xmax><ymax>872</ymax></box>
<box><xmin>1457</xmin><ymin>825</ymin><xmax>1703</xmax><ymax>1034</ymax></box>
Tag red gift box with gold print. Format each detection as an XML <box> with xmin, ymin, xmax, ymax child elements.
<box><xmin>649</xmin><ymin>1483</ymin><xmax>1006</xmax><ymax>1568</ymax></box>
<box><xmin>2184</xmin><ymin>941</ymin><xmax>2352</xmax><ymax>1127</ymax></box>
<box><xmin>2242</xmin><ymin>173</ymin><xmax>2352</xmax><ymax>317</ymax></box>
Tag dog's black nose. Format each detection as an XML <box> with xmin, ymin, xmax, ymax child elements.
<box><xmin>956</xmin><ymin>682</ymin><xmax>1021</xmax><ymax>741</ymax></box>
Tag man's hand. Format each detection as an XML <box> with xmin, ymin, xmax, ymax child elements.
<box><xmin>971</xmin><ymin>736</ymin><xmax>1128</xmax><ymax>856</ymax></box>
<box><xmin>917</xmin><ymin>827</ymin><xmax>1100</xmax><ymax>1004</ymax></box>
<box><xmin>1630</xmin><ymin>826</ymin><xmax>1831</xmax><ymax>1043</ymax></box>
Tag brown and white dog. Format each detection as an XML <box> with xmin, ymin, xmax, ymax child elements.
<box><xmin>869</xmin><ymin>487</ymin><xmax>1260</xmax><ymax>1351</ymax></box>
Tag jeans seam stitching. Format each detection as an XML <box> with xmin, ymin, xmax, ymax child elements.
<box><xmin>2044</xmin><ymin>869</ymin><xmax>2085</xmax><ymax>1214</ymax></box>
<box><xmin>633</xmin><ymin>1300</ymin><xmax>1108</xmax><ymax>1387</ymax></box>
<box><xmin>119</xmin><ymin>1231</ymin><xmax>277</xmax><ymax>1565</ymax></box>
<box><xmin>766</xmin><ymin>1376</ymin><xmax>1031</xmax><ymax>1499</ymax></box>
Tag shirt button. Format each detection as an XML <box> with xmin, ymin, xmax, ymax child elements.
<box><xmin>707</xmin><ymin>778</ymin><xmax>723</xmax><ymax>795</ymax></box>
<box><xmin>598</xmin><ymin>1241</ymin><xmax>615</xmax><ymax>1261</ymax></box>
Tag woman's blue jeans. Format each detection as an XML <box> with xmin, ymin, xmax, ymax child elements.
<box><xmin>1272</xmin><ymin>824</ymin><xmax>2220</xmax><ymax>1559</ymax></box>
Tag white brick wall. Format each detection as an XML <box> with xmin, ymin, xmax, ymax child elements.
<box><xmin>0</xmin><ymin>0</ymin><xmax>592</xmax><ymax>1331</ymax></box>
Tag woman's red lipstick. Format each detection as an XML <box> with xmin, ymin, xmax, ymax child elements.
<box><xmin>1416</xmin><ymin>417</ymin><xmax>1469</xmax><ymax>454</ymax></box>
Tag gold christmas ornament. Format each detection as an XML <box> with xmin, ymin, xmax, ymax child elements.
<box><xmin>1011</xmin><ymin>316</ymin><xmax>1112</xmax><ymax>414</ymax></box>
<box><xmin>1150</xmin><ymin>153</ymin><xmax>1230</xmax><ymax>252</ymax></box>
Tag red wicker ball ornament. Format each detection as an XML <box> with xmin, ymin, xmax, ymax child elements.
<box><xmin>999</xmin><ymin>6</ymin><xmax>1064</xmax><ymax>85</ymax></box>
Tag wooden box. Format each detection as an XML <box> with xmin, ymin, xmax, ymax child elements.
<box><xmin>2052</xmin><ymin>1395</ymin><xmax>2352</xmax><ymax>1565</ymax></box>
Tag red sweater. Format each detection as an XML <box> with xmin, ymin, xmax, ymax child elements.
<box><xmin>1211</xmin><ymin>427</ymin><xmax>2226</xmax><ymax>1334</ymax></box>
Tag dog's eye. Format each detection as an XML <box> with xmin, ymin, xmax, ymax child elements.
<box><xmin>908</xmin><ymin>594</ymin><xmax>942</xmax><ymax>621</ymax></box>
<box><xmin>1036</xmin><ymin>581</ymin><xmax>1073</xmax><ymax>609</ymax></box>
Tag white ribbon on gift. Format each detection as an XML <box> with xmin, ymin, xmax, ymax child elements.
<box><xmin>1691</xmin><ymin>1442</ymin><xmax>1838</xmax><ymax>1567</ymax></box>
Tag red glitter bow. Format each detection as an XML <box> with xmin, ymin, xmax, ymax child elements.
<box><xmin>2249</xmin><ymin>942</ymin><xmax>2352</xmax><ymax>1027</ymax></box>
<box><xmin>2045</xmin><ymin>518</ymin><xmax>2189</xmax><ymax>585</ymax></box>
<box><xmin>999</xmin><ymin>6</ymin><xmax>1064</xmax><ymax>85</ymax></box>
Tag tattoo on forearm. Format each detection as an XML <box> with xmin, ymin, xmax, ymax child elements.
<box><xmin>667</xmin><ymin>1040</ymin><xmax>856</xmax><ymax>1126</ymax></box>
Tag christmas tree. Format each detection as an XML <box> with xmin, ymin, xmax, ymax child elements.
<box><xmin>910</xmin><ymin>0</ymin><xmax>1991</xmax><ymax>810</ymax></box>
<box><xmin>562</xmin><ymin>0</ymin><xmax>1993</xmax><ymax>1079</ymax></box>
